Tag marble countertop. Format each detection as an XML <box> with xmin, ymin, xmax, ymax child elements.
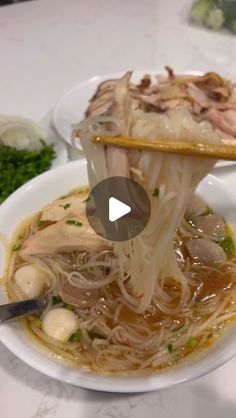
<box><xmin>1</xmin><ymin>0</ymin><xmax>236</xmax><ymax>416</ymax></box>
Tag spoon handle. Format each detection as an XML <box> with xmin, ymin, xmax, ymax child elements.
<box><xmin>0</xmin><ymin>297</ymin><xmax>47</xmax><ymax>323</ymax></box>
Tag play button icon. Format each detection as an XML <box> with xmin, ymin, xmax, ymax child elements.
<box><xmin>86</xmin><ymin>177</ymin><xmax>151</xmax><ymax>242</ymax></box>
<box><xmin>109</xmin><ymin>197</ymin><xmax>131</xmax><ymax>222</ymax></box>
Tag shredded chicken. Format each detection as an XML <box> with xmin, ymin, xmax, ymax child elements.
<box><xmin>21</xmin><ymin>214</ymin><xmax>109</xmax><ymax>255</ymax></box>
<box><xmin>41</xmin><ymin>195</ymin><xmax>86</xmax><ymax>222</ymax></box>
<box><xmin>84</xmin><ymin>68</ymin><xmax>236</xmax><ymax>143</ymax></box>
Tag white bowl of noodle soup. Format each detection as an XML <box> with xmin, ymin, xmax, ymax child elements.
<box><xmin>0</xmin><ymin>159</ymin><xmax>236</xmax><ymax>393</ymax></box>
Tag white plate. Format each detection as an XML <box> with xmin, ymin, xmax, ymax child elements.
<box><xmin>40</xmin><ymin>111</ymin><xmax>68</xmax><ymax>168</ymax></box>
<box><xmin>52</xmin><ymin>70</ymin><xmax>234</xmax><ymax>168</ymax></box>
<box><xmin>0</xmin><ymin>161</ymin><xmax>236</xmax><ymax>392</ymax></box>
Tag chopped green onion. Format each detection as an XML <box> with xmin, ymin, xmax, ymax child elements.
<box><xmin>60</xmin><ymin>203</ymin><xmax>71</xmax><ymax>210</ymax></box>
<box><xmin>0</xmin><ymin>140</ymin><xmax>55</xmax><ymax>204</ymax></box>
<box><xmin>167</xmin><ymin>343</ymin><xmax>174</xmax><ymax>353</ymax></box>
<box><xmin>12</xmin><ymin>244</ymin><xmax>21</xmax><ymax>251</ymax></box>
<box><xmin>68</xmin><ymin>330</ymin><xmax>81</xmax><ymax>343</ymax></box>
<box><xmin>37</xmin><ymin>220</ymin><xmax>50</xmax><ymax>229</ymax></box>
<box><xmin>172</xmin><ymin>324</ymin><xmax>184</xmax><ymax>332</ymax></box>
<box><xmin>52</xmin><ymin>295</ymin><xmax>62</xmax><ymax>305</ymax></box>
<box><xmin>219</xmin><ymin>236</ymin><xmax>235</xmax><ymax>257</ymax></box>
<box><xmin>187</xmin><ymin>337</ymin><xmax>198</xmax><ymax>348</ymax></box>
<box><xmin>65</xmin><ymin>304</ymin><xmax>74</xmax><ymax>310</ymax></box>
<box><xmin>153</xmin><ymin>188</ymin><xmax>160</xmax><ymax>197</ymax></box>
<box><xmin>66</xmin><ymin>220</ymin><xmax>83</xmax><ymax>227</ymax></box>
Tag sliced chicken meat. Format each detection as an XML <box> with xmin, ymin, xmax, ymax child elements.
<box><xmin>21</xmin><ymin>215</ymin><xmax>110</xmax><ymax>255</ymax></box>
<box><xmin>84</xmin><ymin>69</ymin><xmax>236</xmax><ymax>147</ymax></box>
<box><xmin>207</xmin><ymin>108</ymin><xmax>236</xmax><ymax>137</ymax></box>
<box><xmin>85</xmin><ymin>79</ymin><xmax>118</xmax><ymax>117</ymax></box>
<box><xmin>186</xmin><ymin>238</ymin><xmax>226</xmax><ymax>265</ymax></box>
<box><xmin>41</xmin><ymin>195</ymin><xmax>86</xmax><ymax>222</ymax></box>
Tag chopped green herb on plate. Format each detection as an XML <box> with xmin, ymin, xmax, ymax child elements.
<box><xmin>0</xmin><ymin>140</ymin><xmax>55</xmax><ymax>204</ymax></box>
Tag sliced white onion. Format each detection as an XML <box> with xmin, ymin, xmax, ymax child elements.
<box><xmin>0</xmin><ymin>114</ymin><xmax>45</xmax><ymax>151</ymax></box>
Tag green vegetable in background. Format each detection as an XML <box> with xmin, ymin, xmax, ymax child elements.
<box><xmin>206</xmin><ymin>7</ymin><xmax>224</xmax><ymax>29</ymax></box>
<box><xmin>222</xmin><ymin>0</ymin><xmax>236</xmax><ymax>32</ymax></box>
<box><xmin>191</xmin><ymin>0</ymin><xmax>236</xmax><ymax>33</ymax></box>
<box><xmin>0</xmin><ymin>140</ymin><xmax>55</xmax><ymax>204</ymax></box>
<box><xmin>191</xmin><ymin>0</ymin><xmax>215</xmax><ymax>24</ymax></box>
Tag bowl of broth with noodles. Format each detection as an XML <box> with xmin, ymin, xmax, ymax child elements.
<box><xmin>0</xmin><ymin>159</ymin><xmax>236</xmax><ymax>393</ymax></box>
<box><xmin>1</xmin><ymin>71</ymin><xmax>236</xmax><ymax>392</ymax></box>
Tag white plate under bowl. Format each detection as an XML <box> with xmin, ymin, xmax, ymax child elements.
<box><xmin>0</xmin><ymin>161</ymin><xmax>236</xmax><ymax>392</ymax></box>
<box><xmin>52</xmin><ymin>70</ymin><xmax>234</xmax><ymax>168</ymax></box>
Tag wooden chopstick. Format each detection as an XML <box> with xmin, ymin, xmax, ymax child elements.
<box><xmin>93</xmin><ymin>135</ymin><xmax>236</xmax><ymax>161</ymax></box>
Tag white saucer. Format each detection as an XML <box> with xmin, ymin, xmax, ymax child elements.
<box><xmin>52</xmin><ymin>70</ymin><xmax>235</xmax><ymax>169</ymax></box>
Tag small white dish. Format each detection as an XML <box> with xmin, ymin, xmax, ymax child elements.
<box><xmin>0</xmin><ymin>161</ymin><xmax>236</xmax><ymax>392</ymax></box>
<box><xmin>40</xmin><ymin>111</ymin><xmax>68</xmax><ymax>168</ymax></box>
<box><xmin>52</xmin><ymin>71</ymin><xmax>156</xmax><ymax>147</ymax></box>
<box><xmin>52</xmin><ymin>70</ymin><xmax>235</xmax><ymax>168</ymax></box>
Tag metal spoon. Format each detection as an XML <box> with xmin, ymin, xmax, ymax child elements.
<box><xmin>0</xmin><ymin>292</ymin><xmax>52</xmax><ymax>323</ymax></box>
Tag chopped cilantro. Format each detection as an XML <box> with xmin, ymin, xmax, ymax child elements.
<box><xmin>60</xmin><ymin>203</ymin><xmax>71</xmax><ymax>210</ymax></box>
<box><xmin>52</xmin><ymin>295</ymin><xmax>62</xmax><ymax>305</ymax></box>
<box><xmin>0</xmin><ymin>140</ymin><xmax>55</xmax><ymax>204</ymax></box>
<box><xmin>68</xmin><ymin>330</ymin><xmax>81</xmax><ymax>343</ymax></box>
<box><xmin>153</xmin><ymin>188</ymin><xmax>160</xmax><ymax>197</ymax></box>
<box><xmin>66</xmin><ymin>220</ymin><xmax>83</xmax><ymax>227</ymax></box>
<box><xmin>167</xmin><ymin>343</ymin><xmax>174</xmax><ymax>353</ymax></box>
